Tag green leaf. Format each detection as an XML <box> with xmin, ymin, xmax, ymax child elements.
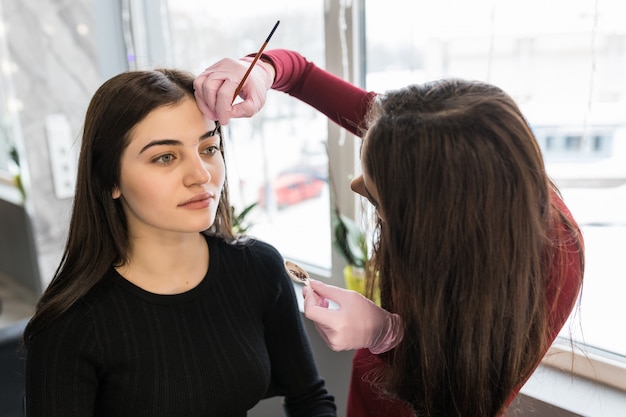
<box><xmin>231</xmin><ymin>202</ymin><xmax>258</xmax><ymax>234</ymax></box>
<box><xmin>331</xmin><ymin>209</ymin><xmax>368</xmax><ymax>267</ymax></box>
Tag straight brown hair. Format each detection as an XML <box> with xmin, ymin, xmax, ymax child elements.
<box><xmin>24</xmin><ymin>69</ymin><xmax>235</xmax><ymax>344</ymax></box>
<box><xmin>363</xmin><ymin>79</ymin><xmax>583</xmax><ymax>416</ymax></box>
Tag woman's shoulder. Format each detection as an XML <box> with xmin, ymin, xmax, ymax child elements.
<box><xmin>28</xmin><ymin>293</ymin><xmax>98</xmax><ymax>352</ymax></box>
<box><xmin>210</xmin><ymin>235</ymin><xmax>283</xmax><ymax>264</ymax></box>
<box><xmin>208</xmin><ymin>235</ymin><xmax>290</xmax><ymax>290</ymax></box>
<box><xmin>546</xmin><ymin>188</ymin><xmax>584</xmax><ymax>333</ymax></box>
<box><xmin>549</xmin><ymin>188</ymin><xmax>585</xmax><ymax>253</ymax></box>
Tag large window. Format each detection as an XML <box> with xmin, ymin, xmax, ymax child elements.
<box><xmin>166</xmin><ymin>0</ymin><xmax>332</xmax><ymax>271</ymax></box>
<box><xmin>138</xmin><ymin>0</ymin><xmax>625</xmax><ymax>381</ymax></box>
<box><xmin>363</xmin><ymin>0</ymin><xmax>626</xmax><ymax>375</ymax></box>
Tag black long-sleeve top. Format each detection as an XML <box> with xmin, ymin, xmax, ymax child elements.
<box><xmin>26</xmin><ymin>235</ymin><xmax>336</xmax><ymax>417</ymax></box>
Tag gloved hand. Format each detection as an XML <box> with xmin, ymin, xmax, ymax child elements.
<box><xmin>302</xmin><ymin>279</ymin><xmax>403</xmax><ymax>354</ymax></box>
<box><xmin>193</xmin><ymin>57</ymin><xmax>275</xmax><ymax>126</ymax></box>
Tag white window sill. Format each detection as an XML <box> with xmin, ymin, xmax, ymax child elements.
<box><xmin>520</xmin><ymin>344</ymin><xmax>626</xmax><ymax>416</ymax></box>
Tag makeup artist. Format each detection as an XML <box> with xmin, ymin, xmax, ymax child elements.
<box><xmin>193</xmin><ymin>49</ymin><xmax>585</xmax><ymax>417</ymax></box>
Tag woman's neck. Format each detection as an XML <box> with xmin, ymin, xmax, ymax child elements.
<box><xmin>116</xmin><ymin>232</ymin><xmax>209</xmax><ymax>294</ymax></box>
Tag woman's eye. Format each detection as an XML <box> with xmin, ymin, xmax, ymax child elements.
<box><xmin>153</xmin><ymin>153</ymin><xmax>175</xmax><ymax>164</ymax></box>
<box><xmin>201</xmin><ymin>145</ymin><xmax>219</xmax><ymax>156</ymax></box>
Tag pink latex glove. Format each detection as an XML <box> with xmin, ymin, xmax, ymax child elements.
<box><xmin>193</xmin><ymin>57</ymin><xmax>275</xmax><ymax>126</ymax></box>
<box><xmin>302</xmin><ymin>279</ymin><xmax>403</xmax><ymax>354</ymax></box>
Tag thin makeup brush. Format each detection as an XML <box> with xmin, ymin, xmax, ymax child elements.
<box><xmin>231</xmin><ymin>20</ymin><xmax>280</xmax><ymax>104</ymax></box>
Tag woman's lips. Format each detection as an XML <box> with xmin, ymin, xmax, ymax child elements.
<box><xmin>179</xmin><ymin>193</ymin><xmax>212</xmax><ymax>209</ymax></box>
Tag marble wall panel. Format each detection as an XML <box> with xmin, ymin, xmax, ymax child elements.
<box><xmin>3</xmin><ymin>0</ymin><xmax>103</xmax><ymax>288</ymax></box>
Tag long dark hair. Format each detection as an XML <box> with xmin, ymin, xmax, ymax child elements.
<box><xmin>24</xmin><ymin>69</ymin><xmax>235</xmax><ymax>343</ymax></box>
<box><xmin>363</xmin><ymin>78</ymin><xmax>583</xmax><ymax>416</ymax></box>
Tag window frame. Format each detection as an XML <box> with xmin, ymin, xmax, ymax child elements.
<box><xmin>319</xmin><ymin>0</ymin><xmax>364</xmax><ymax>288</ymax></box>
<box><xmin>346</xmin><ymin>0</ymin><xmax>626</xmax><ymax>395</ymax></box>
<box><xmin>141</xmin><ymin>0</ymin><xmax>626</xmax><ymax>396</ymax></box>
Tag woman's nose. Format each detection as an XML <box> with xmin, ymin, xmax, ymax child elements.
<box><xmin>350</xmin><ymin>175</ymin><xmax>367</xmax><ymax>198</ymax></box>
<box><xmin>184</xmin><ymin>155</ymin><xmax>210</xmax><ymax>186</ymax></box>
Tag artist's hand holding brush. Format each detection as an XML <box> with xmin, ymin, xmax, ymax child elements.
<box><xmin>194</xmin><ymin>20</ymin><xmax>279</xmax><ymax>125</ymax></box>
<box><xmin>194</xmin><ymin>57</ymin><xmax>275</xmax><ymax>125</ymax></box>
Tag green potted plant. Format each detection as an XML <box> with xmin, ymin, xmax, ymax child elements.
<box><xmin>332</xmin><ymin>208</ymin><xmax>371</xmax><ymax>295</ymax></box>
<box><xmin>231</xmin><ymin>201</ymin><xmax>258</xmax><ymax>234</ymax></box>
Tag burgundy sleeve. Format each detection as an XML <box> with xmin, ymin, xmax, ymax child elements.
<box><xmin>347</xmin><ymin>349</ymin><xmax>415</xmax><ymax>417</ymax></box>
<box><xmin>504</xmin><ymin>189</ymin><xmax>584</xmax><ymax>409</ymax></box>
<box><xmin>545</xmin><ymin>190</ymin><xmax>585</xmax><ymax>342</ymax></box>
<box><xmin>258</xmin><ymin>49</ymin><xmax>376</xmax><ymax>138</ymax></box>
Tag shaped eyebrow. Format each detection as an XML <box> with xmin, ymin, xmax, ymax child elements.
<box><xmin>139</xmin><ymin>139</ymin><xmax>182</xmax><ymax>154</ymax></box>
<box><xmin>200</xmin><ymin>122</ymin><xmax>221</xmax><ymax>140</ymax></box>
<box><xmin>139</xmin><ymin>125</ymin><xmax>220</xmax><ymax>155</ymax></box>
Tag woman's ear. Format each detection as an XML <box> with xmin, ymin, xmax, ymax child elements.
<box><xmin>112</xmin><ymin>186</ymin><xmax>121</xmax><ymax>199</ymax></box>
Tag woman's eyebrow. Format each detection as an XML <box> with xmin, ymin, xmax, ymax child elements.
<box><xmin>200</xmin><ymin>122</ymin><xmax>220</xmax><ymax>139</ymax></box>
<box><xmin>139</xmin><ymin>127</ymin><xmax>220</xmax><ymax>154</ymax></box>
<box><xmin>139</xmin><ymin>139</ymin><xmax>181</xmax><ymax>154</ymax></box>
<box><xmin>199</xmin><ymin>129</ymin><xmax>218</xmax><ymax>140</ymax></box>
